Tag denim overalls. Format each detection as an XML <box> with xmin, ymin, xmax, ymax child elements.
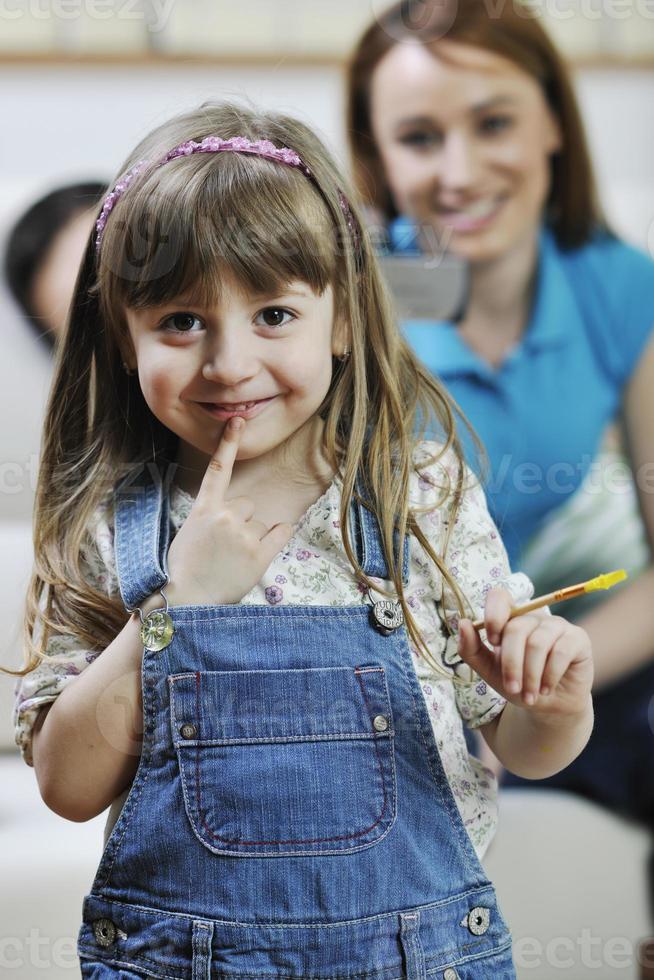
<box><xmin>77</xmin><ymin>463</ymin><xmax>515</xmax><ymax>979</ymax></box>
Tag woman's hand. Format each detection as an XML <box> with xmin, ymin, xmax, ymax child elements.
<box><xmin>165</xmin><ymin>417</ymin><xmax>294</xmax><ymax>606</ymax></box>
<box><xmin>457</xmin><ymin>587</ymin><xmax>594</xmax><ymax>718</ymax></box>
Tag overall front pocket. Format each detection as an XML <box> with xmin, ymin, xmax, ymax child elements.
<box><xmin>168</xmin><ymin>664</ymin><xmax>397</xmax><ymax>857</ymax></box>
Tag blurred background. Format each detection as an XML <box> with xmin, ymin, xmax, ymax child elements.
<box><xmin>0</xmin><ymin>2</ymin><xmax>653</xmax><ymax>978</ymax></box>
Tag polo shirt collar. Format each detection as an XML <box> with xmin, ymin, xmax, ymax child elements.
<box><xmin>389</xmin><ymin>220</ymin><xmax>575</xmax><ymax>379</ymax></box>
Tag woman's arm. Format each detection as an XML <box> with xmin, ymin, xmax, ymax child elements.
<box><xmin>576</xmin><ymin>333</ymin><xmax>654</xmax><ymax>690</ymax></box>
<box><xmin>31</xmin><ymin>593</ymin><xmax>161</xmax><ymax>822</ymax></box>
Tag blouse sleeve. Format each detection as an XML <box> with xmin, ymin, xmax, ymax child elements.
<box><xmin>413</xmin><ymin>444</ymin><xmax>535</xmax><ymax>730</ymax></box>
<box><xmin>13</xmin><ymin>499</ymin><xmax>118</xmax><ymax>767</ymax></box>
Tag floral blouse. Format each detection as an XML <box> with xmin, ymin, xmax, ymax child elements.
<box><xmin>14</xmin><ymin>442</ymin><xmax>532</xmax><ymax>858</ymax></box>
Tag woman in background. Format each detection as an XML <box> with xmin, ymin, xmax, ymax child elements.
<box><xmin>346</xmin><ymin>0</ymin><xmax>654</xmax><ymax>835</ymax></box>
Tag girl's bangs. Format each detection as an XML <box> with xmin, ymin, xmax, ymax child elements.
<box><xmin>101</xmin><ymin>154</ymin><xmax>339</xmax><ymax>311</ymax></box>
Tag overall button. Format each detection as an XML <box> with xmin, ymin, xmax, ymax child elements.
<box><xmin>373</xmin><ymin>714</ymin><xmax>389</xmax><ymax>733</ymax></box>
<box><xmin>93</xmin><ymin>918</ymin><xmax>117</xmax><ymax>948</ymax></box>
<box><xmin>140</xmin><ymin>609</ymin><xmax>175</xmax><ymax>651</ymax></box>
<box><xmin>443</xmin><ymin>970</ymin><xmax>460</xmax><ymax>980</ymax></box>
<box><xmin>461</xmin><ymin>906</ymin><xmax>491</xmax><ymax>936</ymax></box>
<box><xmin>370</xmin><ymin>600</ymin><xmax>404</xmax><ymax>635</ymax></box>
<box><xmin>180</xmin><ymin>723</ymin><xmax>197</xmax><ymax>740</ymax></box>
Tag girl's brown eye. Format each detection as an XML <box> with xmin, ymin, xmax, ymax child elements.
<box><xmin>257</xmin><ymin>308</ymin><xmax>294</xmax><ymax>329</ymax></box>
<box><xmin>162</xmin><ymin>313</ymin><xmax>202</xmax><ymax>333</ymax></box>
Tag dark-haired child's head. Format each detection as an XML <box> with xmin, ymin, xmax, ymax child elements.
<box><xmin>5</xmin><ymin>182</ymin><xmax>106</xmax><ymax>347</ymax></box>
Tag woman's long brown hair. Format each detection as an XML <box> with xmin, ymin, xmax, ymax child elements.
<box><xmin>347</xmin><ymin>0</ymin><xmax>607</xmax><ymax>247</ymax></box>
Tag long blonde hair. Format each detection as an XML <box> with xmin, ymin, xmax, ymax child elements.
<box><xmin>12</xmin><ymin>101</ymin><xmax>476</xmax><ymax>680</ymax></box>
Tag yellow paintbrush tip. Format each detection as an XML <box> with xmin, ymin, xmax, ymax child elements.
<box><xmin>584</xmin><ymin>569</ymin><xmax>628</xmax><ymax>593</ymax></box>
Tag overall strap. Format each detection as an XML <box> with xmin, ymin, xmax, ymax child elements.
<box><xmin>113</xmin><ymin>463</ymin><xmax>410</xmax><ymax>611</ymax></box>
<box><xmin>114</xmin><ymin>462</ymin><xmax>171</xmax><ymax>612</ymax></box>
<box><xmin>351</xmin><ymin>474</ymin><xmax>410</xmax><ymax>586</ymax></box>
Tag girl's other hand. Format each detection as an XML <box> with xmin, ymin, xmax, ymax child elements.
<box><xmin>165</xmin><ymin>418</ymin><xmax>294</xmax><ymax>606</ymax></box>
<box><xmin>457</xmin><ymin>587</ymin><xmax>594</xmax><ymax>717</ymax></box>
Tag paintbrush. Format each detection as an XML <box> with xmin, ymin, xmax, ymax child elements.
<box><xmin>471</xmin><ymin>569</ymin><xmax>628</xmax><ymax>631</ymax></box>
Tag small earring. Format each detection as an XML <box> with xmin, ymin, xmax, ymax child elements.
<box><xmin>122</xmin><ymin>361</ymin><xmax>135</xmax><ymax>376</ymax></box>
<box><xmin>338</xmin><ymin>346</ymin><xmax>351</xmax><ymax>362</ymax></box>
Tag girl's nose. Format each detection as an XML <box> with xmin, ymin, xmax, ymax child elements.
<box><xmin>201</xmin><ymin>335</ymin><xmax>257</xmax><ymax>386</ymax></box>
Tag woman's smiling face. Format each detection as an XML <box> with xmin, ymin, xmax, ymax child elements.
<box><xmin>123</xmin><ymin>275</ymin><xmax>345</xmax><ymax>474</ymax></box>
<box><xmin>369</xmin><ymin>40</ymin><xmax>562</xmax><ymax>264</ymax></box>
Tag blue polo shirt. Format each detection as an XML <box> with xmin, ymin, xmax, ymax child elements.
<box><xmin>392</xmin><ymin>220</ymin><xmax>654</xmax><ymax>566</ymax></box>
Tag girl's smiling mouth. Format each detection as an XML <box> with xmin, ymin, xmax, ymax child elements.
<box><xmin>197</xmin><ymin>396</ymin><xmax>278</xmax><ymax>420</ymax></box>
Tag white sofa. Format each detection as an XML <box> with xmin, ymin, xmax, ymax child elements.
<box><xmin>483</xmin><ymin>790</ymin><xmax>652</xmax><ymax>979</ymax></box>
<box><xmin>0</xmin><ymin>754</ymin><xmax>107</xmax><ymax>979</ymax></box>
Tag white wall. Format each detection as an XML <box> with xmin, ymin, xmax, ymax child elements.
<box><xmin>576</xmin><ymin>69</ymin><xmax>654</xmax><ymax>250</ymax></box>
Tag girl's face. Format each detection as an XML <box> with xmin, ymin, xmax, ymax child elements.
<box><xmin>369</xmin><ymin>40</ymin><xmax>562</xmax><ymax>264</ymax></box>
<box><xmin>124</xmin><ymin>275</ymin><xmax>345</xmax><ymax>478</ymax></box>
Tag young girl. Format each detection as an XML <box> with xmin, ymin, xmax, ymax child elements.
<box><xmin>13</xmin><ymin>102</ymin><xmax>592</xmax><ymax>979</ymax></box>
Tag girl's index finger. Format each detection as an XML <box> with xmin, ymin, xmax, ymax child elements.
<box><xmin>199</xmin><ymin>417</ymin><xmax>245</xmax><ymax>502</ymax></box>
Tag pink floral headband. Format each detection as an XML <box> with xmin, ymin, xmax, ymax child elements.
<box><xmin>95</xmin><ymin>135</ymin><xmax>361</xmax><ymax>262</ymax></box>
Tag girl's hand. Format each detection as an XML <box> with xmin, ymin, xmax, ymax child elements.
<box><xmin>457</xmin><ymin>587</ymin><xmax>594</xmax><ymax>717</ymax></box>
<box><xmin>165</xmin><ymin>418</ymin><xmax>294</xmax><ymax>606</ymax></box>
